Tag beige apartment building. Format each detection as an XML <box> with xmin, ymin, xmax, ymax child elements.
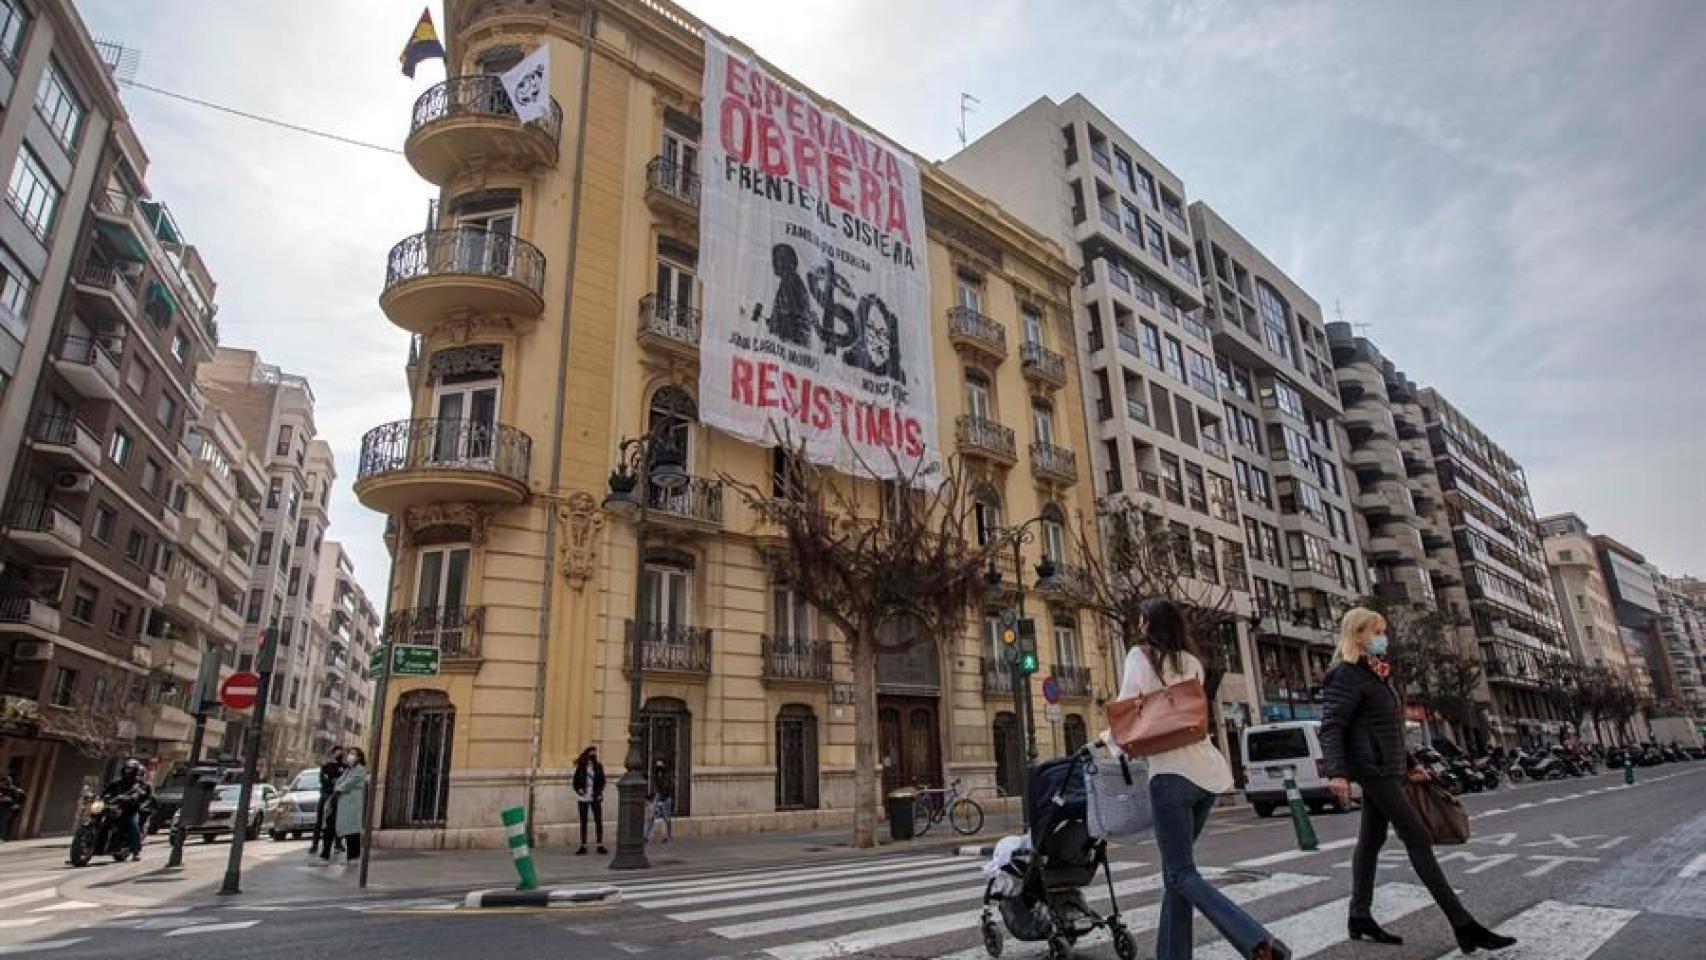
<box><xmin>307</xmin><ymin>540</ymin><xmax>378</xmax><ymax>759</ymax></box>
<box><xmin>1188</xmin><ymin>203</ymin><xmax>1364</xmax><ymax>725</ymax></box>
<box><xmin>361</xmin><ymin>0</ymin><xmax>1111</xmax><ymax>846</ymax></box>
<box><xmin>1539</xmin><ymin>513</ymin><xmax>1631</xmax><ymax>687</ymax></box>
<box><xmin>943</xmin><ymin>97</ymin><xmax>1262</xmax><ymax>754</ymax></box>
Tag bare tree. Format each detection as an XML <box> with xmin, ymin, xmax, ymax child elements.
<box><xmin>1358</xmin><ymin>597</ymin><xmax>1478</xmax><ymax>745</ymax></box>
<box><xmin>1059</xmin><ymin>498</ymin><xmax>1240</xmax><ymax>733</ymax></box>
<box><xmin>726</xmin><ymin>444</ymin><xmax>1018</xmax><ymax>848</ymax></box>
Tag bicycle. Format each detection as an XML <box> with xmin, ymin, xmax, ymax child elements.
<box><xmin>912</xmin><ymin>778</ymin><xmax>984</xmax><ymax>836</ymax></box>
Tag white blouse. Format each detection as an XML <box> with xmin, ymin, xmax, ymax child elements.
<box><xmin>1110</xmin><ymin>646</ymin><xmax>1233</xmax><ymax>795</ymax></box>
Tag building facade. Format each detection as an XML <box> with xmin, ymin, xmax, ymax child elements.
<box><xmin>0</xmin><ymin>0</ymin><xmax>228</xmax><ymax>835</ymax></box>
<box><xmin>1654</xmin><ymin>574</ymin><xmax>1705</xmax><ymax>725</ymax></box>
<box><xmin>1189</xmin><ymin>203</ymin><xmax>1363</xmax><ymax>724</ymax></box>
<box><xmin>361</xmin><ymin>0</ymin><xmax>1111</xmax><ymax>846</ymax></box>
<box><xmin>1539</xmin><ymin>513</ymin><xmax>1632</xmax><ymax>683</ymax></box>
<box><xmin>196</xmin><ymin>349</ymin><xmax>333</xmax><ymax>778</ymax></box>
<box><xmin>1595</xmin><ymin>536</ymin><xmax>1664</xmax><ymax>707</ymax></box>
<box><xmin>308</xmin><ymin>540</ymin><xmax>378</xmax><ymax>759</ymax></box>
<box><xmin>943</xmin><ymin>96</ymin><xmax>1263</xmax><ymax>757</ymax></box>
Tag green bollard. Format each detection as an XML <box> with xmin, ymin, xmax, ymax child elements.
<box><xmin>1623</xmin><ymin>759</ymin><xmax>1634</xmax><ymax>786</ymax></box>
<box><xmin>501</xmin><ymin>806</ymin><xmax>539</xmax><ymax>891</ymax></box>
<box><xmin>1284</xmin><ymin>776</ymin><xmax>1318</xmax><ymax>851</ymax></box>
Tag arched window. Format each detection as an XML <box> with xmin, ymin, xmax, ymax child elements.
<box><xmin>384</xmin><ymin>690</ymin><xmax>455</xmax><ymax>827</ymax></box>
<box><xmin>775</xmin><ymin>704</ymin><xmax>819</xmax><ymax>811</ymax></box>
<box><xmin>647</xmin><ymin>386</ymin><xmax>697</xmax><ymax>467</ymax></box>
<box><xmin>1063</xmin><ymin>713</ymin><xmax>1088</xmax><ymax>754</ymax></box>
<box><xmin>964</xmin><ymin>367</ymin><xmax>993</xmax><ymax>420</ymax></box>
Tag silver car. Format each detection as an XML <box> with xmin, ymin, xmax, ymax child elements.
<box><xmin>200</xmin><ymin>784</ymin><xmax>280</xmax><ymax>842</ymax></box>
<box><xmin>267</xmin><ymin>769</ymin><xmax>324</xmax><ymax>841</ymax></box>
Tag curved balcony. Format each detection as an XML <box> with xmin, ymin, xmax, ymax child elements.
<box><xmin>404</xmin><ymin>75</ymin><xmax>562</xmax><ymax>185</ymax></box>
<box><xmin>353</xmin><ymin>418</ymin><xmax>531</xmax><ymax>514</ymax></box>
<box><xmin>380</xmin><ymin>228</ymin><xmax>546</xmax><ymax>334</ymax></box>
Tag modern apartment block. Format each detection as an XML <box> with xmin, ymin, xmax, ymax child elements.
<box><xmin>1417</xmin><ymin>388</ymin><xmax>1568</xmax><ymax>747</ymax></box>
<box><xmin>1189</xmin><ymin>203</ymin><xmax>1364</xmax><ymax>723</ymax></box>
<box><xmin>196</xmin><ymin>349</ymin><xmax>334</xmax><ymax>777</ymax></box>
<box><xmin>0</xmin><ymin>0</ymin><xmax>228</xmax><ymax>836</ymax></box>
<box><xmin>1654</xmin><ymin>574</ymin><xmax>1706</xmax><ymax>723</ymax></box>
<box><xmin>1539</xmin><ymin>513</ymin><xmax>1633</xmax><ymax>683</ymax></box>
<box><xmin>945</xmin><ymin>96</ymin><xmax>1262</xmax><ymax>748</ymax></box>
<box><xmin>0</xmin><ymin>0</ymin><xmax>123</xmax><ymax>507</ymax></box>
<box><xmin>308</xmin><ymin>540</ymin><xmax>378</xmax><ymax>759</ymax></box>
<box><xmin>363</xmin><ymin>0</ymin><xmax>1111</xmax><ymax>845</ymax></box>
<box><xmin>1595</xmin><ymin>535</ymin><xmax>1663</xmax><ymax>705</ymax></box>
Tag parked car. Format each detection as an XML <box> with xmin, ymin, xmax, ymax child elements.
<box><xmin>197</xmin><ymin>784</ymin><xmax>280</xmax><ymax>843</ymax></box>
<box><xmin>1240</xmin><ymin>720</ymin><xmax>1361</xmax><ymax>817</ymax></box>
<box><xmin>148</xmin><ymin>762</ymin><xmax>245</xmax><ymax>833</ymax></box>
<box><xmin>268</xmin><ymin>768</ymin><xmax>324</xmax><ymax>841</ymax></box>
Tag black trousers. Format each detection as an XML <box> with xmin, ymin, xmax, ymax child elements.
<box><xmin>343</xmin><ymin>832</ymin><xmax>361</xmax><ymax>861</ymax></box>
<box><xmin>578</xmin><ymin>800</ymin><xmax>603</xmax><ymax>844</ymax></box>
<box><xmin>1351</xmin><ymin>776</ymin><xmax>1472</xmax><ymax>928</ymax></box>
<box><xmin>317</xmin><ymin>795</ymin><xmax>341</xmax><ymax>859</ymax></box>
<box><xmin>310</xmin><ymin>793</ymin><xmax>335</xmax><ymax>849</ymax></box>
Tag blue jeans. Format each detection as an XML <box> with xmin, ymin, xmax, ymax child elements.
<box><xmin>644</xmin><ymin>796</ymin><xmax>673</xmax><ymax>842</ymax></box>
<box><xmin>121</xmin><ymin>811</ymin><xmax>143</xmax><ymax>856</ymax></box>
<box><xmin>1150</xmin><ymin>774</ymin><xmax>1268</xmax><ymax>960</ymax></box>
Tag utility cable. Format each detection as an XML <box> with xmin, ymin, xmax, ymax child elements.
<box><xmin>120</xmin><ymin>78</ymin><xmax>404</xmax><ymax>156</ymax></box>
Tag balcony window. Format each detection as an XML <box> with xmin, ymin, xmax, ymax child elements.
<box><xmin>1022</xmin><ymin>306</ymin><xmax>1044</xmax><ymax>348</ymax></box>
<box><xmin>973</xmin><ymin>488</ymin><xmax>1001</xmax><ymax>548</ymax></box>
<box><xmin>1256</xmin><ymin>281</ymin><xmax>1295</xmax><ymax>363</ymax></box>
<box><xmin>1031</xmin><ymin>400</ymin><xmax>1056</xmax><ymax>447</ymax></box>
<box><xmin>640</xmin><ymin>553</ymin><xmax>692</xmax><ymax>631</ymax></box>
<box><xmin>0</xmin><ymin>1</ymin><xmax>26</xmax><ymax>68</ymax></box>
<box><xmin>454</xmin><ymin>207</ymin><xmax>518</xmax><ymax>274</ymax></box>
<box><xmin>647</xmin><ymin>385</ymin><xmax>697</xmax><ymax>469</ymax></box>
<box><xmin>655</xmin><ymin>244</ymin><xmax>697</xmax><ymax>316</ymax></box>
<box><xmin>7</xmin><ymin>147</ymin><xmax>60</xmax><ymax>242</ymax></box>
<box><xmin>89</xmin><ymin>503</ymin><xmax>115</xmax><ymax>543</ymax></box>
<box><xmin>1053</xmin><ymin>618</ymin><xmax>1081</xmax><ymax>670</ymax></box>
<box><xmin>415</xmin><ymin>543</ymin><xmax>471</xmax><ymax>628</ymax></box>
<box><xmin>35</xmin><ymin>60</ymin><xmax>85</xmax><ymax>152</ymax></box>
<box><xmin>1139</xmin><ymin>321</ymin><xmax>1162</xmax><ymax>370</ymax></box>
<box><xmin>275</xmin><ymin>424</ymin><xmax>293</xmax><ymax>457</ymax></box>
<box><xmin>1144</xmin><ymin>219</ymin><xmax>1166</xmax><ymax>261</ymax></box>
<box><xmin>1163</xmin><ymin>335</ymin><xmax>1185</xmax><ymax>383</ymax></box>
<box><xmin>1</xmin><ymin>251</ymin><xmax>31</xmax><ymax>340</ymax></box>
<box><xmin>770</xmin><ymin>583</ymin><xmax>813</xmax><ymax>643</ymax></box>
<box><xmin>956</xmin><ymin>272</ymin><xmax>983</xmax><ymax>314</ymax></box>
<box><xmin>658</xmin><ymin>128</ymin><xmax>698</xmax><ymax>195</ymax></box>
<box><xmin>1114</xmin><ymin>149</ymin><xmax>1136</xmax><ymax>193</ymax></box>
<box><xmin>964</xmin><ymin>368</ymin><xmax>993</xmax><ymax>421</ymax></box>
<box><xmin>172</xmin><ymin>331</ymin><xmax>189</xmax><ymax>365</ymax></box>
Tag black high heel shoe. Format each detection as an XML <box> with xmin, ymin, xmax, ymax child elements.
<box><xmin>1348</xmin><ymin>916</ymin><xmax>1403</xmax><ymax>945</ymax></box>
<box><xmin>1454</xmin><ymin>921</ymin><xmax>1517</xmax><ymax>954</ymax></box>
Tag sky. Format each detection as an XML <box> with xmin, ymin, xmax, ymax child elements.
<box><xmin>80</xmin><ymin>0</ymin><xmax>1706</xmax><ymax>597</ymax></box>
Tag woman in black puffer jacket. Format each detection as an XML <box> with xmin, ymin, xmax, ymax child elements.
<box><xmin>1321</xmin><ymin>608</ymin><xmax>1515</xmax><ymax>954</ymax></box>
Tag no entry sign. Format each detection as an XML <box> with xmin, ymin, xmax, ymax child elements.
<box><xmin>220</xmin><ymin>671</ymin><xmax>261</xmax><ymax>711</ymax></box>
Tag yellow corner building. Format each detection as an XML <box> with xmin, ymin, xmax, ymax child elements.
<box><xmin>359</xmin><ymin>0</ymin><xmax>1113</xmax><ymax>847</ymax></box>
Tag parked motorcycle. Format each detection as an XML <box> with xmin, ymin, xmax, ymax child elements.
<box><xmin>68</xmin><ymin>790</ymin><xmax>138</xmax><ymax>867</ymax></box>
<box><xmin>1413</xmin><ymin>747</ymin><xmax>1466</xmax><ymax>795</ymax></box>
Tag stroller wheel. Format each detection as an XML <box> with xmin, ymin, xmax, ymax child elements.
<box><xmin>1111</xmin><ymin>921</ymin><xmax>1138</xmax><ymax>960</ymax></box>
<box><xmin>980</xmin><ymin>913</ymin><xmax>1004</xmax><ymax>957</ymax></box>
<box><xmin>1047</xmin><ymin>934</ymin><xmax>1074</xmax><ymax>960</ymax></box>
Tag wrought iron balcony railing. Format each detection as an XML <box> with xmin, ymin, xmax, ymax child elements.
<box><xmin>381</xmin><ymin>605</ymin><xmax>484</xmax><ymax>659</ymax></box>
<box><xmin>383</xmin><ymin>228</ymin><xmax>546</xmax><ymax>299</ymax></box>
<box><xmin>645</xmin><ymin>156</ymin><xmax>701</xmax><ymax>207</ymax></box>
<box><xmin>409</xmin><ymin>75</ymin><xmax>563</xmax><ymax>144</ymax></box>
<box><xmin>624</xmin><ymin>621</ymin><xmax>712</xmax><ymax>675</ymax></box>
<box><xmin>761</xmin><ymin>635</ymin><xmax>832</xmax><ymax>682</ymax></box>
<box><xmin>356</xmin><ymin>418</ymin><xmax>531</xmax><ymax>485</ymax></box>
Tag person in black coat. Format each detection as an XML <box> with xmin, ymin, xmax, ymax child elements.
<box><xmin>572</xmin><ymin>746</ymin><xmax>606</xmax><ymax>855</ymax></box>
<box><xmin>1322</xmin><ymin>608</ymin><xmax>1514</xmax><ymax>954</ymax></box>
<box><xmin>312</xmin><ymin>748</ymin><xmax>345</xmax><ymax>859</ymax></box>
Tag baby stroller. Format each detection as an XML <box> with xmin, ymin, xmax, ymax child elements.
<box><xmin>979</xmin><ymin>750</ymin><xmax>1138</xmax><ymax>960</ymax></box>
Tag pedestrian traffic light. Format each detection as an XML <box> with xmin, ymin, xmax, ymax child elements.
<box><xmin>1016</xmin><ymin>618</ymin><xmax>1039</xmax><ymax>675</ymax></box>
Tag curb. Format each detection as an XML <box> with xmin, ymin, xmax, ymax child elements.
<box><xmin>462</xmin><ymin>886</ymin><xmax>622</xmax><ymax>909</ymax></box>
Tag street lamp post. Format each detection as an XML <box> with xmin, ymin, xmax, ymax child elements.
<box><xmin>603</xmin><ymin>423</ymin><xmax>689</xmax><ymax>872</ymax></box>
<box><xmin>984</xmin><ymin>517</ymin><xmax>1061</xmax><ymax>820</ymax></box>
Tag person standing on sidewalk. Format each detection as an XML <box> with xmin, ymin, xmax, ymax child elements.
<box><xmin>0</xmin><ymin>774</ymin><xmax>24</xmax><ymax>841</ymax></box>
<box><xmin>645</xmin><ymin>758</ymin><xmax>673</xmax><ymax>844</ymax></box>
<box><xmin>572</xmin><ymin>746</ymin><xmax>606</xmax><ymax>855</ymax></box>
<box><xmin>310</xmin><ymin>748</ymin><xmax>345</xmax><ymax>857</ymax></box>
<box><xmin>1107</xmin><ymin>598</ymin><xmax>1291</xmax><ymax>960</ymax></box>
<box><xmin>1322</xmin><ymin>607</ymin><xmax>1515</xmax><ymax>954</ymax></box>
<box><xmin>329</xmin><ymin>748</ymin><xmax>367</xmax><ymax>866</ymax></box>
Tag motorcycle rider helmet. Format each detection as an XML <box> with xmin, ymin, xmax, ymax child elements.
<box><xmin>121</xmin><ymin>759</ymin><xmax>144</xmax><ymax>779</ymax></box>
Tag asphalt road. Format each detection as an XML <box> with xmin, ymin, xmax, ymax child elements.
<box><xmin>2</xmin><ymin>761</ymin><xmax>1703</xmax><ymax>960</ymax></box>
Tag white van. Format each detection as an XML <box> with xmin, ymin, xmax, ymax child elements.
<box><xmin>1240</xmin><ymin>721</ymin><xmax>1360</xmax><ymax>817</ymax></box>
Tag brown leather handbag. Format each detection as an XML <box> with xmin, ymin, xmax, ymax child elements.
<box><xmin>1106</xmin><ymin>648</ymin><xmax>1210</xmax><ymax>756</ymax></box>
<box><xmin>1405</xmin><ymin>779</ymin><xmax>1471</xmax><ymax>845</ymax></box>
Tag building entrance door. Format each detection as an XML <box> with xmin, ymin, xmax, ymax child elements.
<box><xmin>877</xmin><ymin>695</ymin><xmax>940</xmax><ymax>797</ymax></box>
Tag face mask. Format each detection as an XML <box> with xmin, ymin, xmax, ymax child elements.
<box><xmin>1367</xmin><ymin>634</ymin><xmax>1390</xmax><ymax>657</ymax></box>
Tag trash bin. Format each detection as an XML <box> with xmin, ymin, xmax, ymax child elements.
<box><xmin>886</xmin><ymin>789</ymin><xmax>916</xmax><ymax>842</ymax></box>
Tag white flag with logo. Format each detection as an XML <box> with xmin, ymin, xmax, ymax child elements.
<box><xmin>500</xmin><ymin>44</ymin><xmax>551</xmax><ymax>124</ymax></box>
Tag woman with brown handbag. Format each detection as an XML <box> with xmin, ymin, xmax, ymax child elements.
<box><xmin>1321</xmin><ymin>607</ymin><xmax>1514</xmax><ymax>953</ymax></box>
<box><xmin>1104</xmin><ymin>598</ymin><xmax>1290</xmax><ymax>960</ymax></box>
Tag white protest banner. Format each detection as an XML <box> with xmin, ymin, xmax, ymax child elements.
<box><xmin>500</xmin><ymin>44</ymin><xmax>552</xmax><ymax>123</ymax></box>
<box><xmin>697</xmin><ymin>31</ymin><xmax>937</xmax><ymax>483</ymax></box>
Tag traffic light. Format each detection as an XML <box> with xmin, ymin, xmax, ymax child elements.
<box><xmin>1016</xmin><ymin>617</ymin><xmax>1039</xmax><ymax>675</ymax></box>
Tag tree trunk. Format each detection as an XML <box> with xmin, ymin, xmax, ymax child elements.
<box><xmin>850</xmin><ymin>627</ymin><xmax>880</xmax><ymax>849</ymax></box>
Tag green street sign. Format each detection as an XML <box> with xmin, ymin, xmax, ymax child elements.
<box><xmin>391</xmin><ymin>644</ymin><xmax>441</xmax><ymax>677</ymax></box>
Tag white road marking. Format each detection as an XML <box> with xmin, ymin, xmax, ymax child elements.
<box><xmin>0</xmin><ymin>919</ymin><xmax>48</xmax><ymax>930</ymax></box>
<box><xmin>1430</xmin><ymin>900</ymin><xmax>1636</xmax><ymax>960</ymax></box>
<box><xmin>0</xmin><ymin>889</ymin><xmax>59</xmax><ymax>911</ymax></box>
<box><xmin>624</xmin><ymin>855</ymin><xmax>958</xmax><ymax>899</ymax></box>
<box><xmin>1680</xmin><ymin>853</ymin><xmax>1706</xmax><ymax>879</ymax></box>
<box><xmin>114</xmin><ymin>906</ymin><xmax>196</xmax><ymax>918</ymax></box>
<box><xmin>1234</xmin><ymin>836</ymin><xmax>1357</xmax><ymax>867</ymax></box>
<box><xmin>0</xmin><ymin>941</ymin><xmax>87</xmax><ymax>956</ymax></box>
<box><xmin>29</xmin><ymin>900</ymin><xmax>100</xmax><ymax>913</ymax></box>
<box><xmin>638</xmin><ymin>858</ymin><xmax>976</xmax><ymax>909</ymax></box>
<box><xmin>164</xmin><ymin>920</ymin><xmax>262</xmax><ymax>937</ymax></box>
<box><xmin>926</xmin><ymin>872</ymin><xmax>1325</xmax><ymax>960</ymax></box>
<box><xmin>1194</xmin><ymin>883</ymin><xmax>1436</xmax><ymax>960</ymax></box>
<box><xmin>0</xmin><ymin>875</ymin><xmax>56</xmax><ymax>895</ymax></box>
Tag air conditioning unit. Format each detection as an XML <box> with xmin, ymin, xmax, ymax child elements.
<box><xmin>54</xmin><ymin>471</ymin><xmax>94</xmax><ymax>494</ymax></box>
<box><xmin>13</xmin><ymin>642</ymin><xmax>52</xmax><ymax>661</ymax></box>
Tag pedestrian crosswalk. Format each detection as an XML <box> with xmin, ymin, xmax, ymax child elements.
<box><xmin>610</xmin><ymin>852</ymin><xmax>1666</xmax><ymax>960</ymax></box>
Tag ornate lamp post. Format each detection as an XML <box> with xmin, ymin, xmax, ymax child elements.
<box><xmin>983</xmin><ymin>516</ymin><xmax>1063</xmax><ymax>818</ymax></box>
<box><xmin>602</xmin><ymin>423</ymin><xmax>688</xmax><ymax>871</ymax></box>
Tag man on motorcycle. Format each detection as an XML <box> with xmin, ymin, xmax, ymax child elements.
<box><xmin>100</xmin><ymin>760</ymin><xmax>152</xmax><ymax>859</ymax></box>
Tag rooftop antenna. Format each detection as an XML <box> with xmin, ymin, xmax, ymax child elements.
<box><xmin>1336</xmin><ymin>299</ymin><xmax>1373</xmax><ymax>334</ymax></box>
<box><xmin>958</xmin><ymin>92</ymin><xmax>980</xmax><ymax>147</ymax></box>
<box><xmin>95</xmin><ymin>40</ymin><xmax>142</xmax><ymax>85</ymax></box>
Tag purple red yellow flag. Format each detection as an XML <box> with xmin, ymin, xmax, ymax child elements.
<box><xmin>399</xmin><ymin>8</ymin><xmax>445</xmax><ymax>78</ymax></box>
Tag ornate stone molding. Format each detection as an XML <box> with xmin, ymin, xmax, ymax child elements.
<box><xmin>557</xmin><ymin>491</ymin><xmax>605</xmax><ymax>589</ymax></box>
<box><xmin>428</xmin><ymin>344</ymin><xmax>504</xmax><ymax>383</ymax></box>
<box><xmin>404</xmin><ymin>502</ymin><xmax>495</xmax><ymax>547</ymax></box>
<box><xmin>432</xmin><ymin>310</ymin><xmax>518</xmax><ymax>343</ymax></box>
